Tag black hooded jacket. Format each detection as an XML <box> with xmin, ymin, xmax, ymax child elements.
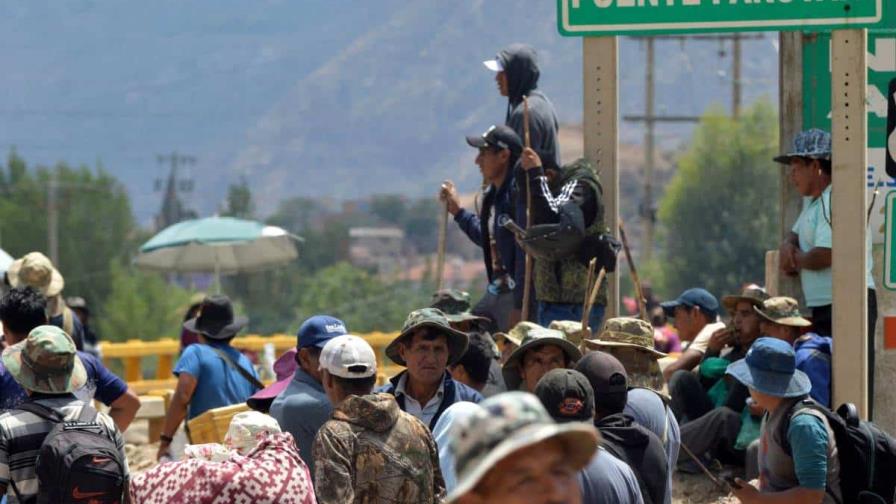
<box><xmin>497</xmin><ymin>44</ymin><xmax>561</xmax><ymax>170</ymax></box>
<box><xmin>597</xmin><ymin>413</ymin><xmax>669</xmax><ymax>504</ymax></box>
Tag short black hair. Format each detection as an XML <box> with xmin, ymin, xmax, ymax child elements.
<box><xmin>0</xmin><ymin>287</ymin><xmax>48</xmax><ymax>335</ymax></box>
<box><xmin>455</xmin><ymin>332</ymin><xmax>494</xmax><ymax>385</ymax></box>
<box><xmin>333</xmin><ymin>374</ymin><xmax>377</xmax><ymax>396</ymax></box>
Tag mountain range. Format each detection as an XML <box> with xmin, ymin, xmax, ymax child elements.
<box><xmin>0</xmin><ymin>1</ymin><xmax>778</xmax><ymax>225</ymax></box>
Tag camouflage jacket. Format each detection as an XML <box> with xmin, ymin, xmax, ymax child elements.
<box><xmin>312</xmin><ymin>393</ymin><xmax>446</xmax><ymax>504</ymax></box>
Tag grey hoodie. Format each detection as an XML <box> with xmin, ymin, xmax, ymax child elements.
<box><xmin>496</xmin><ymin>43</ymin><xmax>561</xmax><ymax>169</ymax></box>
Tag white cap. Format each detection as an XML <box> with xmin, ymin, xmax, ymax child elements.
<box><xmin>482</xmin><ymin>58</ymin><xmax>503</xmax><ymax>72</ymax></box>
<box><xmin>319</xmin><ymin>335</ymin><xmax>377</xmax><ymax>379</ymax></box>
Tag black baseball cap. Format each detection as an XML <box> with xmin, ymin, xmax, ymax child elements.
<box><xmin>534</xmin><ymin>368</ymin><xmax>595</xmax><ymax>423</ymax></box>
<box><xmin>465</xmin><ymin>125</ymin><xmax>523</xmax><ymax>155</ymax></box>
<box><xmin>575</xmin><ymin>351</ymin><xmax>629</xmax><ymax>414</ymax></box>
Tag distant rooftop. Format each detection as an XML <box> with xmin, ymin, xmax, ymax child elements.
<box><xmin>349</xmin><ymin>227</ymin><xmax>405</xmax><ymax>239</ymax></box>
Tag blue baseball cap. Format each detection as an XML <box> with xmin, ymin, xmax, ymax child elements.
<box><xmin>660</xmin><ymin>288</ymin><xmax>719</xmax><ymax>319</ymax></box>
<box><xmin>297</xmin><ymin>315</ymin><xmax>347</xmax><ymax>349</ymax></box>
<box><xmin>726</xmin><ymin>337</ymin><xmax>811</xmax><ymax>398</ymax></box>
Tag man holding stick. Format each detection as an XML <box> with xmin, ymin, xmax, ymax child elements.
<box><xmin>516</xmin><ymin>147</ymin><xmax>609</xmax><ymax>330</ymax></box>
<box><xmin>441</xmin><ymin>125</ymin><xmax>525</xmax><ymax>332</ymax></box>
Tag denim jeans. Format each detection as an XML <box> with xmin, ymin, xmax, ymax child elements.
<box><xmin>537</xmin><ymin>302</ymin><xmax>606</xmax><ymax>332</ymax></box>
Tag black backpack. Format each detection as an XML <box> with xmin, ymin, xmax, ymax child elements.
<box><xmin>12</xmin><ymin>402</ymin><xmax>127</xmax><ymax>504</ymax></box>
<box><xmin>781</xmin><ymin>400</ymin><xmax>896</xmax><ymax>504</ymax></box>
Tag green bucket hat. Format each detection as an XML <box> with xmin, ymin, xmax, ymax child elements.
<box><xmin>385</xmin><ymin>308</ymin><xmax>470</xmax><ymax>367</ymax></box>
<box><xmin>445</xmin><ymin>391</ymin><xmax>599</xmax><ymax>503</ymax></box>
<box><xmin>584</xmin><ymin>317</ymin><xmax>667</xmax><ymax>358</ymax></box>
<box><xmin>1</xmin><ymin>325</ymin><xmax>87</xmax><ymax>394</ymax></box>
<box><xmin>548</xmin><ymin>320</ymin><xmax>590</xmax><ymax>347</ymax></box>
<box><xmin>494</xmin><ymin>321</ymin><xmax>541</xmax><ymax>349</ymax></box>
<box><xmin>721</xmin><ymin>284</ymin><xmax>770</xmax><ymax>313</ymax></box>
<box><xmin>430</xmin><ymin>289</ymin><xmax>489</xmax><ymax>324</ymax></box>
<box><xmin>584</xmin><ymin>317</ymin><xmax>667</xmax><ymax>394</ymax></box>
<box><xmin>503</xmin><ymin>324</ymin><xmax>582</xmax><ymax>391</ymax></box>
<box><xmin>754</xmin><ymin>296</ymin><xmax>811</xmax><ymax>328</ymax></box>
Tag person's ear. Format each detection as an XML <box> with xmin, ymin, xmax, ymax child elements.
<box><xmin>398</xmin><ymin>343</ymin><xmax>409</xmax><ymax>362</ymax></box>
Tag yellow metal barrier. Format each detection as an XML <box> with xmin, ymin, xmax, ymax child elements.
<box><xmin>100</xmin><ymin>332</ymin><xmax>403</xmax><ymax>393</ymax></box>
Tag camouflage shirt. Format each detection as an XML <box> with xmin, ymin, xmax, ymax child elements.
<box><xmin>312</xmin><ymin>393</ymin><xmax>445</xmax><ymax>504</ymax></box>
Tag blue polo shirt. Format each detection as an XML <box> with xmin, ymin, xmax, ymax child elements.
<box><xmin>0</xmin><ymin>351</ymin><xmax>127</xmax><ymax>412</ymax></box>
<box><xmin>173</xmin><ymin>340</ymin><xmax>259</xmax><ymax>420</ymax></box>
<box><xmin>269</xmin><ymin>367</ymin><xmax>331</xmax><ymax>474</ymax></box>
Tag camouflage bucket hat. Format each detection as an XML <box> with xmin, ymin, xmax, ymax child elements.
<box><xmin>7</xmin><ymin>252</ymin><xmax>65</xmax><ymax>297</ymax></box>
<box><xmin>430</xmin><ymin>289</ymin><xmax>489</xmax><ymax>324</ymax></box>
<box><xmin>503</xmin><ymin>324</ymin><xmax>583</xmax><ymax>391</ymax></box>
<box><xmin>1</xmin><ymin>325</ymin><xmax>86</xmax><ymax>394</ymax></box>
<box><xmin>445</xmin><ymin>391</ymin><xmax>599</xmax><ymax>503</ymax></box>
<box><xmin>722</xmin><ymin>284</ymin><xmax>770</xmax><ymax>313</ymax></box>
<box><xmin>549</xmin><ymin>320</ymin><xmax>590</xmax><ymax>347</ymax></box>
<box><xmin>773</xmin><ymin>128</ymin><xmax>832</xmax><ymax>164</ymax></box>
<box><xmin>385</xmin><ymin>308</ymin><xmax>470</xmax><ymax>367</ymax></box>
<box><xmin>754</xmin><ymin>296</ymin><xmax>811</xmax><ymax>327</ymax></box>
<box><xmin>494</xmin><ymin>321</ymin><xmax>541</xmax><ymax>349</ymax></box>
<box><xmin>584</xmin><ymin>317</ymin><xmax>667</xmax><ymax>359</ymax></box>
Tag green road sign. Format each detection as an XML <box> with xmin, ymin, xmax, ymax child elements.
<box><xmin>558</xmin><ymin>0</ymin><xmax>883</xmax><ymax>36</ymax></box>
<box><xmin>884</xmin><ymin>192</ymin><xmax>896</xmax><ymax>289</ymax></box>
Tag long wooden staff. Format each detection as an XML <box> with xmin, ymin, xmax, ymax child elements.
<box><xmin>521</xmin><ymin>95</ymin><xmax>534</xmax><ymax>321</ymax></box>
<box><xmin>435</xmin><ymin>200</ymin><xmax>448</xmax><ymax>290</ymax></box>
<box><xmin>583</xmin><ymin>267</ymin><xmax>607</xmax><ymax>332</ymax></box>
<box><xmin>581</xmin><ymin>258</ymin><xmax>596</xmax><ymax>328</ymax></box>
<box><xmin>618</xmin><ymin>220</ymin><xmax>648</xmax><ymax>321</ymax></box>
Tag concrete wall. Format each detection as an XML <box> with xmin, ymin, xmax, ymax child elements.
<box><xmin>872</xmin><ymin>245</ymin><xmax>896</xmax><ymax>432</ymax></box>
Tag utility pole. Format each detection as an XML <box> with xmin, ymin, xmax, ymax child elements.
<box><xmin>47</xmin><ymin>171</ymin><xmax>58</xmax><ymax>265</ymax></box>
<box><xmin>732</xmin><ymin>33</ymin><xmax>742</xmax><ymax>118</ymax></box>
<box><xmin>154</xmin><ymin>152</ymin><xmax>196</xmax><ymax>230</ymax></box>
<box><xmin>643</xmin><ymin>38</ymin><xmax>656</xmax><ymax>262</ymax></box>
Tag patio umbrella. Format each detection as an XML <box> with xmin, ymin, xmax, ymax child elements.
<box><xmin>0</xmin><ymin>247</ymin><xmax>13</xmax><ymax>274</ymax></box>
<box><xmin>135</xmin><ymin>216</ymin><xmax>301</xmax><ymax>292</ymax></box>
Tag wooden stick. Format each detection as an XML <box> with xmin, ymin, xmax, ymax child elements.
<box><xmin>435</xmin><ymin>200</ymin><xmax>448</xmax><ymax>291</ymax></box>
<box><xmin>521</xmin><ymin>95</ymin><xmax>534</xmax><ymax>321</ymax></box>
<box><xmin>581</xmin><ymin>258</ymin><xmax>597</xmax><ymax>328</ymax></box>
<box><xmin>583</xmin><ymin>268</ymin><xmax>607</xmax><ymax>331</ymax></box>
<box><xmin>618</xmin><ymin>220</ymin><xmax>648</xmax><ymax>321</ymax></box>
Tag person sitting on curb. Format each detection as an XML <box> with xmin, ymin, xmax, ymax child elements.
<box><xmin>314</xmin><ymin>335</ymin><xmax>445</xmax><ymax>503</ymax></box>
<box><xmin>727</xmin><ymin>337</ymin><xmax>841</xmax><ymax>503</ymax></box>
<box><xmin>0</xmin><ymin>325</ymin><xmax>128</xmax><ymax>503</ymax></box>
<box><xmin>502</xmin><ymin>322</ymin><xmax>581</xmax><ymax>392</ymax></box>
<box><xmin>269</xmin><ymin>314</ymin><xmax>347</xmax><ymax>473</ymax></box>
<box><xmin>584</xmin><ymin>317</ymin><xmax>680</xmax><ymax>504</ymax></box>
<box><xmin>755</xmin><ymin>296</ymin><xmax>832</xmax><ymax>407</ymax></box>
<box><xmin>446</xmin><ymin>391</ymin><xmax>598</xmax><ymax>504</ymax></box>
<box><xmin>576</xmin><ymin>351</ymin><xmax>669</xmax><ymax>504</ymax></box>
<box><xmin>534</xmin><ymin>368</ymin><xmax>644</xmax><ymax>504</ymax></box>
<box><xmin>660</xmin><ymin>288</ymin><xmax>725</xmax><ymax>382</ymax></box>
<box><xmin>158</xmin><ymin>295</ymin><xmax>260</xmax><ymax>461</ymax></box>
<box><xmin>378</xmin><ymin>308</ymin><xmax>482</xmax><ymax>429</ymax></box>
<box><xmin>0</xmin><ymin>287</ymin><xmax>140</xmax><ymax>431</ymax></box>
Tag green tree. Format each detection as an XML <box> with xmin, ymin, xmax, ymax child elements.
<box><xmin>96</xmin><ymin>262</ymin><xmax>193</xmax><ymax>343</ymax></box>
<box><xmin>657</xmin><ymin>101</ymin><xmax>779</xmax><ymax>298</ymax></box>
<box><xmin>0</xmin><ymin>151</ymin><xmax>135</xmax><ymax>312</ymax></box>
<box><xmin>223</xmin><ymin>177</ymin><xmax>255</xmax><ymax>219</ymax></box>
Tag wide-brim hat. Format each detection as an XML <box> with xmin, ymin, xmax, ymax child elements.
<box><xmin>583</xmin><ymin>317</ymin><xmax>667</xmax><ymax>359</ymax></box>
<box><xmin>1</xmin><ymin>326</ymin><xmax>87</xmax><ymax>394</ymax></box>
<box><xmin>7</xmin><ymin>252</ymin><xmax>65</xmax><ymax>297</ymax></box>
<box><xmin>753</xmin><ymin>296</ymin><xmax>812</xmax><ymax>328</ymax></box>
<box><xmin>445</xmin><ymin>392</ymin><xmax>598</xmax><ymax>503</ymax></box>
<box><xmin>385</xmin><ymin>308</ymin><xmax>469</xmax><ymax>367</ymax></box>
<box><xmin>183</xmin><ymin>294</ymin><xmax>248</xmax><ymax>340</ymax></box>
<box><xmin>503</xmin><ymin>327</ymin><xmax>582</xmax><ymax>390</ymax></box>
<box><xmin>247</xmin><ymin>349</ymin><xmax>297</xmax><ymax>411</ymax></box>
<box><xmin>726</xmin><ymin>358</ymin><xmax>811</xmax><ymax>398</ymax></box>
<box><xmin>721</xmin><ymin>284</ymin><xmax>770</xmax><ymax>313</ymax></box>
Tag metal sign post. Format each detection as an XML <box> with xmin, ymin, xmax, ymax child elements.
<box><xmin>831</xmin><ymin>28</ymin><xmax>869</xmax><ymax>416</ymax></box>
<box><xmin>583</xmin><ymin>36</ymin><xmax>620</xmax><ymax>319</ymax></box>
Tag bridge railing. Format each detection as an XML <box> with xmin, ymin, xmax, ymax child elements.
<box><xmin>100</xmin><ymin>332</ymin><xmax>403</xmax><ymax>393</ymax></box>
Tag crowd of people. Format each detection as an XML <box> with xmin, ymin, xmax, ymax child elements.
<box><xmin>0</xmin><ymin>43</ymin><xmax>893</xmax><ymax>504</ymax></box>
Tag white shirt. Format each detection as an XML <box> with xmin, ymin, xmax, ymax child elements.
<box><xmin>395</xmin><ymin>373</ymin><xmax>445</xmax><ymax>426</ymax></box>
<box><xmin>684</xmin><ymin>321</ymin><xmax>727</xmax><ymax>355</ymax></box>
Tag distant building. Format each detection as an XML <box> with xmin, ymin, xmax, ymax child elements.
<box><xmin>349</xmin><ymin>227</ymin><xmax>406</xmax><ymax>274</ymax></box>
